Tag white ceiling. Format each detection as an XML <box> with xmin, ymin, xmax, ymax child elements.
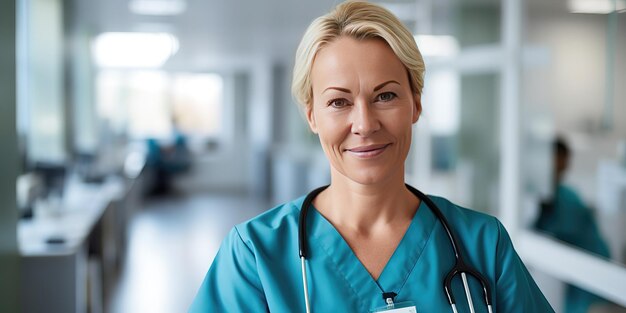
<box><xmin>75</xmin><ymin>0</ymin><xmax>349</xmax><ymax>69</ymax></box>
<box><xmin>74</xmin><ymin>0</ymin><xmax>526</xmax><ymax>70</ymax></box>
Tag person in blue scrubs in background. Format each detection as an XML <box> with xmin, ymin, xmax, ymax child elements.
<box><xmin>190</xmin><ymin>1</ymin><xmax>554</xmax><ymax>312</ymax></box>
<box><xmin>535</xmin><ymin>138</ymin><xmax>611</xmax><ymax>313</ymax></box>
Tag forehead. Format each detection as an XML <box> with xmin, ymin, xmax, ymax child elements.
<box><xmin>311</xmin><ymin>37</ymin><xmax>408</xmax><ymax>89</ymax></box>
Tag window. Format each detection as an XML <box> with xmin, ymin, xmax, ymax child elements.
<box><xmin>96</xmin><ymin>70</ymin><xmax>225</xmax><ymax>149</ymax></box>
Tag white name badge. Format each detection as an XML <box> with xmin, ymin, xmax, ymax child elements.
<box><xmin>378</xmin><ymin>306</ymin><xmax>417</xmax><ymax>313</ymax></box>
<box><xmin>371</xmin><ymin>302</ymin><xmax>417</xmax><ymax>313</ymax></box>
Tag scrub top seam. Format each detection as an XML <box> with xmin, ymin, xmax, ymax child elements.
<box><xmin>395</xmin><ymin>216</ymin><xmax>440</xmax><ymax>297</ymax></box>
<box><xmin>314</xmin><ymin>237</ymin><xmax>371</xmax><ymax>313</ymax></box>
<box><xmin>233</xmin><ymin>226</ymin><xmax>268</xmax><ymax>298</ymax></box>
<box><xmin>234</xmin><ymin>226</ymin><xmax>255</xmax><ymax>256</ymax></box>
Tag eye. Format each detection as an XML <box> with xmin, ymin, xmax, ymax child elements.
<box><xmin>327</xmin><ymin>98</ymin><xmax>350</xmax><ymax>108</ymax></box>
<box><xmin>376</xmin><ymin>92</ymin><xmax>397</xmax><ymax>102</ymax></box>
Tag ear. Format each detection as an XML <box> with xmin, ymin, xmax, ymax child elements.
<box><xmin>412</xmin><ymin>93</ymin><xmax>422</xmax><ymax>124</ymax></box>
<box><xmin>305</xmin><ymin>103</ymin><xmax>318</xmax><ymax>134</ymax></box>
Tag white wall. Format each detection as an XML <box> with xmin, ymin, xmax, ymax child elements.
<box><xmin>527</xmin><ymin>14</ymin><xmax>605</xmax><ymax>131</ymax></box>
<box><xmin>524</xmin><ymin>11</ymin><xmax>626</xmax><ymax>202</ymax></box>
<box><xmin>176</xmin><ymin>71</ymin><xmax>251</xmax><ymax>193</ymax></box>
<box><xmin>525</xmin><ymin>11</ymin><xmax>626</xmax><ymax>135</ymax></box>
<box><xmin>175</xmin><ymin>57</ymin><xmax>275</xmax><ymax>194</ymax></box>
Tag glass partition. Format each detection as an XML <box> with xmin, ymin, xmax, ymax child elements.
<box><xmin>521</xmin><ymin>1</ymin><xmax>626</xmax><ymax>311</ymax></box>
<box><xmin>20</xmin><ymin>0</ymin><xmax>66</xmax><ymax>165</ymax></box>
<box><xmin>522</xmin><ymin>0</ymin><xmax>626</xmax><ymax>265</ymax></box>
<box><xmin>408</xmin><ymin>0</ymin><xmax>503</xmax><ymax>216</ymax></box>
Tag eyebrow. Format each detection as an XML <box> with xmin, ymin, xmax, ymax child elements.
<box><xmin>322</xmin><ymin>80</ymin><xmax>401</xmax><ymax>94</ymax></box>
<box><xmin>374</xmin><ymin>80</ymin><xmax>400</xmax><ymax>91</ymax></box>
<box><xmin>323</xmin><ymin>86</ymin><xmax>351</xmax><ymax>94</ymax></box>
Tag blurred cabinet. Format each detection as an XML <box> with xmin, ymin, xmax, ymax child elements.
<box><xmin>19</xmin><ymin>173</ymin><xmax>144</xmax><ymax>313</ymax></box>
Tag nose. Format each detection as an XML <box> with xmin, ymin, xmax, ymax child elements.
<box><xmin>350</xmin><ymin>99</ymin><xmax>380</xmax><ymax>137</ymax></box>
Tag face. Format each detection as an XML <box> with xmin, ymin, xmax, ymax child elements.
<box><xmin>307</xmin><ymin>36</ymin><xmax>421</xmax><ymax>186</ymax></box>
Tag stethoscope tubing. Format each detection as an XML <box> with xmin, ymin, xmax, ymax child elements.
<box><xmin>298</xmin><ymin>184</ymin><xmax>493</xmax><ymax>312</ymax></box>
<box><xmin>300</xmin><ymin>256</ymin><xmax>311</xmax><ymax>313</ymax></box>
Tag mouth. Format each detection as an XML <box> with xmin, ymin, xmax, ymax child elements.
<box><xmin>345</xmin><ymin>144</ymin><xmax>391</xmax><ymax>158</ymax></box>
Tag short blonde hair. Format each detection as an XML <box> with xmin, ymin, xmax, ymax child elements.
<box><xmin>292</xmin><ymin>0</ymin><xmax>425</xmax><ymax>110</ymax></box>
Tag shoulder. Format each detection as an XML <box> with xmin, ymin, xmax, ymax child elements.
<box><xmin>558</xmin><ymin>184</ymin><xmax>579</xmax><ymax>197</ymax></box>
<box><xmin>427</xmin><ymin>195</ymin><xmax>501</xmax><ymax>234</ymax></box>
<box><xmin>426</xmin><ymin>195</ymin><xmax>510</xmax><ymax>264</ymax></box>
<box><xmin>558</xmin><ymin>184</ymin><xmax>586</xmax><ymax>206</ymax></box>
<box><xmin>557</xmin><ymin>184</ymin><xmax>591</xmax><ymax>216</ymax></box>
<box><xmin>426</xmin><ymin>196</ymin><xmax>553</xmax><ymax>308</ymax></box>
<box><xmin>233</xmin><ymin>195</ymin><xmax>305</xmax><ymax>248</ymax></box>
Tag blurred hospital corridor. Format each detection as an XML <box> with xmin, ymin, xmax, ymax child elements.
<box><xmin>107</xmin><ymin>189</ymin><xmax>268</xmax><ymax>313</ymax></box>
<box><xmin>2</xmin><ymin>0</ymin><xmax>626</xmax><ymax>312</ymax></box>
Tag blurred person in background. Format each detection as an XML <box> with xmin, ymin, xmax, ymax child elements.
<box><xmin>535</xmin><ymin>137</ymin><xmax>611</xmax><ymax>313</ymax></box>
<box><xmin>145</xmin><ymin>122</ymin><xmax>191</xmax><ymax>194</ymax></box>
<box><xmin>190</xmin><ymin>1</ymin><xmax>554</xmax><ymax>312</ymax></box>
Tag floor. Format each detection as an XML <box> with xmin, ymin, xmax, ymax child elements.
<box><xmin>106</xmin><ymin>190</ymin><xmax>270</xmax><ymax>313</ymax></box>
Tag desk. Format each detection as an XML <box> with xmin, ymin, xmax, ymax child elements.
<box><xmin>19</xmin><ymin>174</ymin><xmax>142</xmax><ymax>313</ymax></box>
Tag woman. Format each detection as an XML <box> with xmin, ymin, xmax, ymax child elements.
<box><xmin>190</xmin><ymin>1</ymin><xmax>554</xmax><ymax>312</ymax></box>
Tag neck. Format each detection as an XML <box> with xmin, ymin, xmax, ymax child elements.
<box><xmin>314</xmin><ymin>167</ymin><xmax>419</xmax><ymax>234</ymax></box>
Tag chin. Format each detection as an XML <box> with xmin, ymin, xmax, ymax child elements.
<box><xmin>346</xmin><ymin>166</ymin><xmax>400</xmax><ymax>186</ymax></box>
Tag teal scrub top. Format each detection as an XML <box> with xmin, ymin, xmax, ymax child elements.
<box><xmin>190</xmin><ymin>194</ymin><xmax>554</xmax><ymax>312</ymax></box>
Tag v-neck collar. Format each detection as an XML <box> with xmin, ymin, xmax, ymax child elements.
<box><xmin>308</xmin><ymin>199</ymin><xmax>437</xmax><ymax>308</ymax></box>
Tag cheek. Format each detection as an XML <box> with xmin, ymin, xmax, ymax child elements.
<box><xmin>318</xmin><ymin>125</ymin><xmax>344</xmax><ymax>148</ymax></box>
<box><xmin>384</xmin><ymin>111</ymin><xmax>413</xmax><ymax>136</ymax></box>
<box><xmin>315</xmin><ymin>114</ymin><xmax>349</xmax><ymax>150</ymax></box>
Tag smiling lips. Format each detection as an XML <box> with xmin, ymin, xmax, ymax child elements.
<box><xmin>345</xmin><ymin>143</ymin><xmax>391</xmax><ymax>158</ymax></box>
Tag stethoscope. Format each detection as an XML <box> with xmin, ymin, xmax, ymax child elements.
<box><xmin>298</xmin><ymin>184</ymin><xmax>493</xmax><ymax>313</ymax></box>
